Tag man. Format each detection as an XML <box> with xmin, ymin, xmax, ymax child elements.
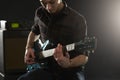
<box><xmin>18</xmin><ymin>0</ymin><xmax>88</xmax><ymax>80</ymax></box>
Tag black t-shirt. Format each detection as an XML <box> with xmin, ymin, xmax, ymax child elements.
<box><xmin>31</xmin><ymin>4</ymin><xmax>87</xmax><ymax>71</ymax></box>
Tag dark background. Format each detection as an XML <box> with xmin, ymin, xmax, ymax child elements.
<box><xmin>0</xmin><ymin>0</ymin><xmax>120</xmax><ymax>80</ymax></box>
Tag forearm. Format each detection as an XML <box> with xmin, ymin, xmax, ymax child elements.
<box><xmin>69</xmin><ymin>55</ymin><xmax>88</xmax><ymax>68</ymax></box>
<box><xmin>26</xmin><ymin>31</ymin><xmax>36</xmax><ymax>49</ymax></box>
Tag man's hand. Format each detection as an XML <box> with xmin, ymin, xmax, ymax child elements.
<box><xmin>54</xmin><ymin>44</ymin><xmax>71</xmax><ymax>68</ymax></box>
<box><xmin>24</xmin><ymin>48</ymin><xmax>36</xmax><ymax>64</ymax></box>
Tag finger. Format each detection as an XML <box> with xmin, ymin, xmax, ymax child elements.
<box><xmin>53</xmin><ymin>45</ymin><xmax>60</xmax><ymax>60</ymax></box>
<box><xmin>26</xmin><ymin>61</ymin><xmax>35</xmax><ymax>64</ymax></box>
<box><xmin>26</xmin><ymin>48</ymin><xmax>35</xmax><ymax>58</ymax></box>
<box><xmin>25</xmin><ymin>58</ymin><xmax>35</xmax><ymax>64</ymax></box>
<box><xmin>31</xmin><ymin>53</ymin><xmax>35</xmax><ymax>59</ymax></box>
<box><xmin>54</xmin><ymin>44</ymin><xmax>60</xmax><ymax>57</ymax></box>
<box><xmin>53</xmin><ymin>47</ymin><xmax>57</xmax><ymax>59</ymax></box>
<box><xmin>53</xmin><ymin>44</ymin><xmax>63</xmax><ymax>60</ymax></box>
<box><xmin>57</xmin><ymin>44</ymin><xmax>63</xmax><ymax>57</ymax></box>
<box><xmin>58</xmin><ymin>44</ymin><xmax>63</xmax><ymax>53</ymax></box>
<box><xmin>65</xmin><ymin>52</ymin><xmax>70</xmax><ymax>58</ymax></box>
<box><xmin>30</xmin><ymin>49</ymin><xmax>35</xmax><ymax>58</ymax></box>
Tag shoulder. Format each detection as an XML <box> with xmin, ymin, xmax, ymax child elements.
<box><xmin>66</xmin><ymin>7</ymin><xmax>86</xmax><ymax>22</ymax></box>
<box><xmin>71</xmin><ymin>7</ymin><xmax>85</xmax><ymax>18</ymax></box>
<box><xmin>35</xmin><ymin>6</ymin><xmax>45</xmax><ymax>17</ymax></box>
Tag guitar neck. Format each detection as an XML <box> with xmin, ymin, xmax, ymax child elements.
<box><xmin>41</xmin><ymin>43</ymin><xmax>75</xmax><ymax>58</ymax></box>
<box><xmin>38</xmin><ymin>36</ymin><xmax>96</xmax><ymax>59</ymax></box>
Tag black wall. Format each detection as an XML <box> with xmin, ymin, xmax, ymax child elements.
<box><xmin>0</xmin><ymin>0</ymin><xmax>40</xmax><ymax>21</ymax></box>
<box><xmin>0</xmin><ymin>0</ymin><xmax>120</xmax><ymax>80</ymax></box>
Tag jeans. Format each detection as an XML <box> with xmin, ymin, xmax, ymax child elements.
<box><xmin>17</xmin><ymin>68</ymin><xmax>85</xmax><ymax>80</ymax></box>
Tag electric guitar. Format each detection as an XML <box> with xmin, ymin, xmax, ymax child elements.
<box><xmin>27</xmin><ymin>36</ymin><xmax>97</xmax><ymax>72</ymax></box>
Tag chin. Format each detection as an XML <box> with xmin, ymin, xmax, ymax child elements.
<box><xmin>48</xmin><ymin>10</ymin><xmax>56</xmax><ymax>14</ymax></box>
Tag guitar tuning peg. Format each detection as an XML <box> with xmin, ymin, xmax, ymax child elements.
<box><xmin>85</xmin><ymin>36</ymin><xmax>88</xmax><ymax>40</ymax></box>
<box><xmin>92</xmin><ymin>36</ymin><xmax>96</xmax><ymax>39</ymax></box>
<box><xmin>87</xmin><ymin>37</ymin><xmax>89</xmax><ymax>39</ymax></box>
<box><xmin>87</xmin><ymin>50</ymin><xmax>90</xmax><ymax>54</ymax></box>
<box><xmin>91</xmin><ymin>50</ymin><xmax>95</xmax><ymax>53</ymax></box>
<box><xmin>86</xmin><ymin>50</ymin><xmax>95</xmax><ymax>54</ymax></box>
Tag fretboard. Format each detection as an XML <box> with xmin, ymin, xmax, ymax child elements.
<box><xmin>41</xmin><ymin>43</ymin><xmax>75</xmax><ymax>58</ymax></box>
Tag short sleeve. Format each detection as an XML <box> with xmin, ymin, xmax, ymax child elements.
<box><xmin>31</xmin><ymin>8</ymin><xmax>40</xmax><ymax>35</ymax></box>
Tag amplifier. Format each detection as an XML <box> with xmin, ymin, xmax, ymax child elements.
<box><xmin>0</xmin><ymin>30</ymin><xmax>30</xmax><ymax>76</ymax></box>
<box><xmin>0</xmin><ymin>20</ymin><xmax>33</xmax><ymax>31</ymax></box>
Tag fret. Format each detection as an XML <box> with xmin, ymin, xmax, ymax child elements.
<box><xmin>42</xmin><ymin>48</ymin><xmax>55</xmax><ymax>58</ymax></box>
<box><xmin>66</xmin><ymin>43</ymin><xmax>75</xmax><ymax>51</ymax></box>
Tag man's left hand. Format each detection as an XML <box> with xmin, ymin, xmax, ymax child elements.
<box><xmin>53</xmin><ymin>44</ymin><xmax>71</xmax><ymax>68</ymax></box>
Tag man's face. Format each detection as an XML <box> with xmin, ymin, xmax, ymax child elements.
<box><xmin>40</xmin><ymin>0</ymin><xmax>61</xmax><ymax>13</ymax></box>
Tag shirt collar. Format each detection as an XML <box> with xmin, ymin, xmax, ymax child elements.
<box><xmin>60</xmin><ymin>1</ymin><xmax>69</xmax><ymax>15</ymax></box>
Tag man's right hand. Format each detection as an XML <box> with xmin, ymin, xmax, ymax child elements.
<box><xmin>24</xmin><ymin>48</ymin><xmax>36</xmax><ymax>64</ymax></box>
